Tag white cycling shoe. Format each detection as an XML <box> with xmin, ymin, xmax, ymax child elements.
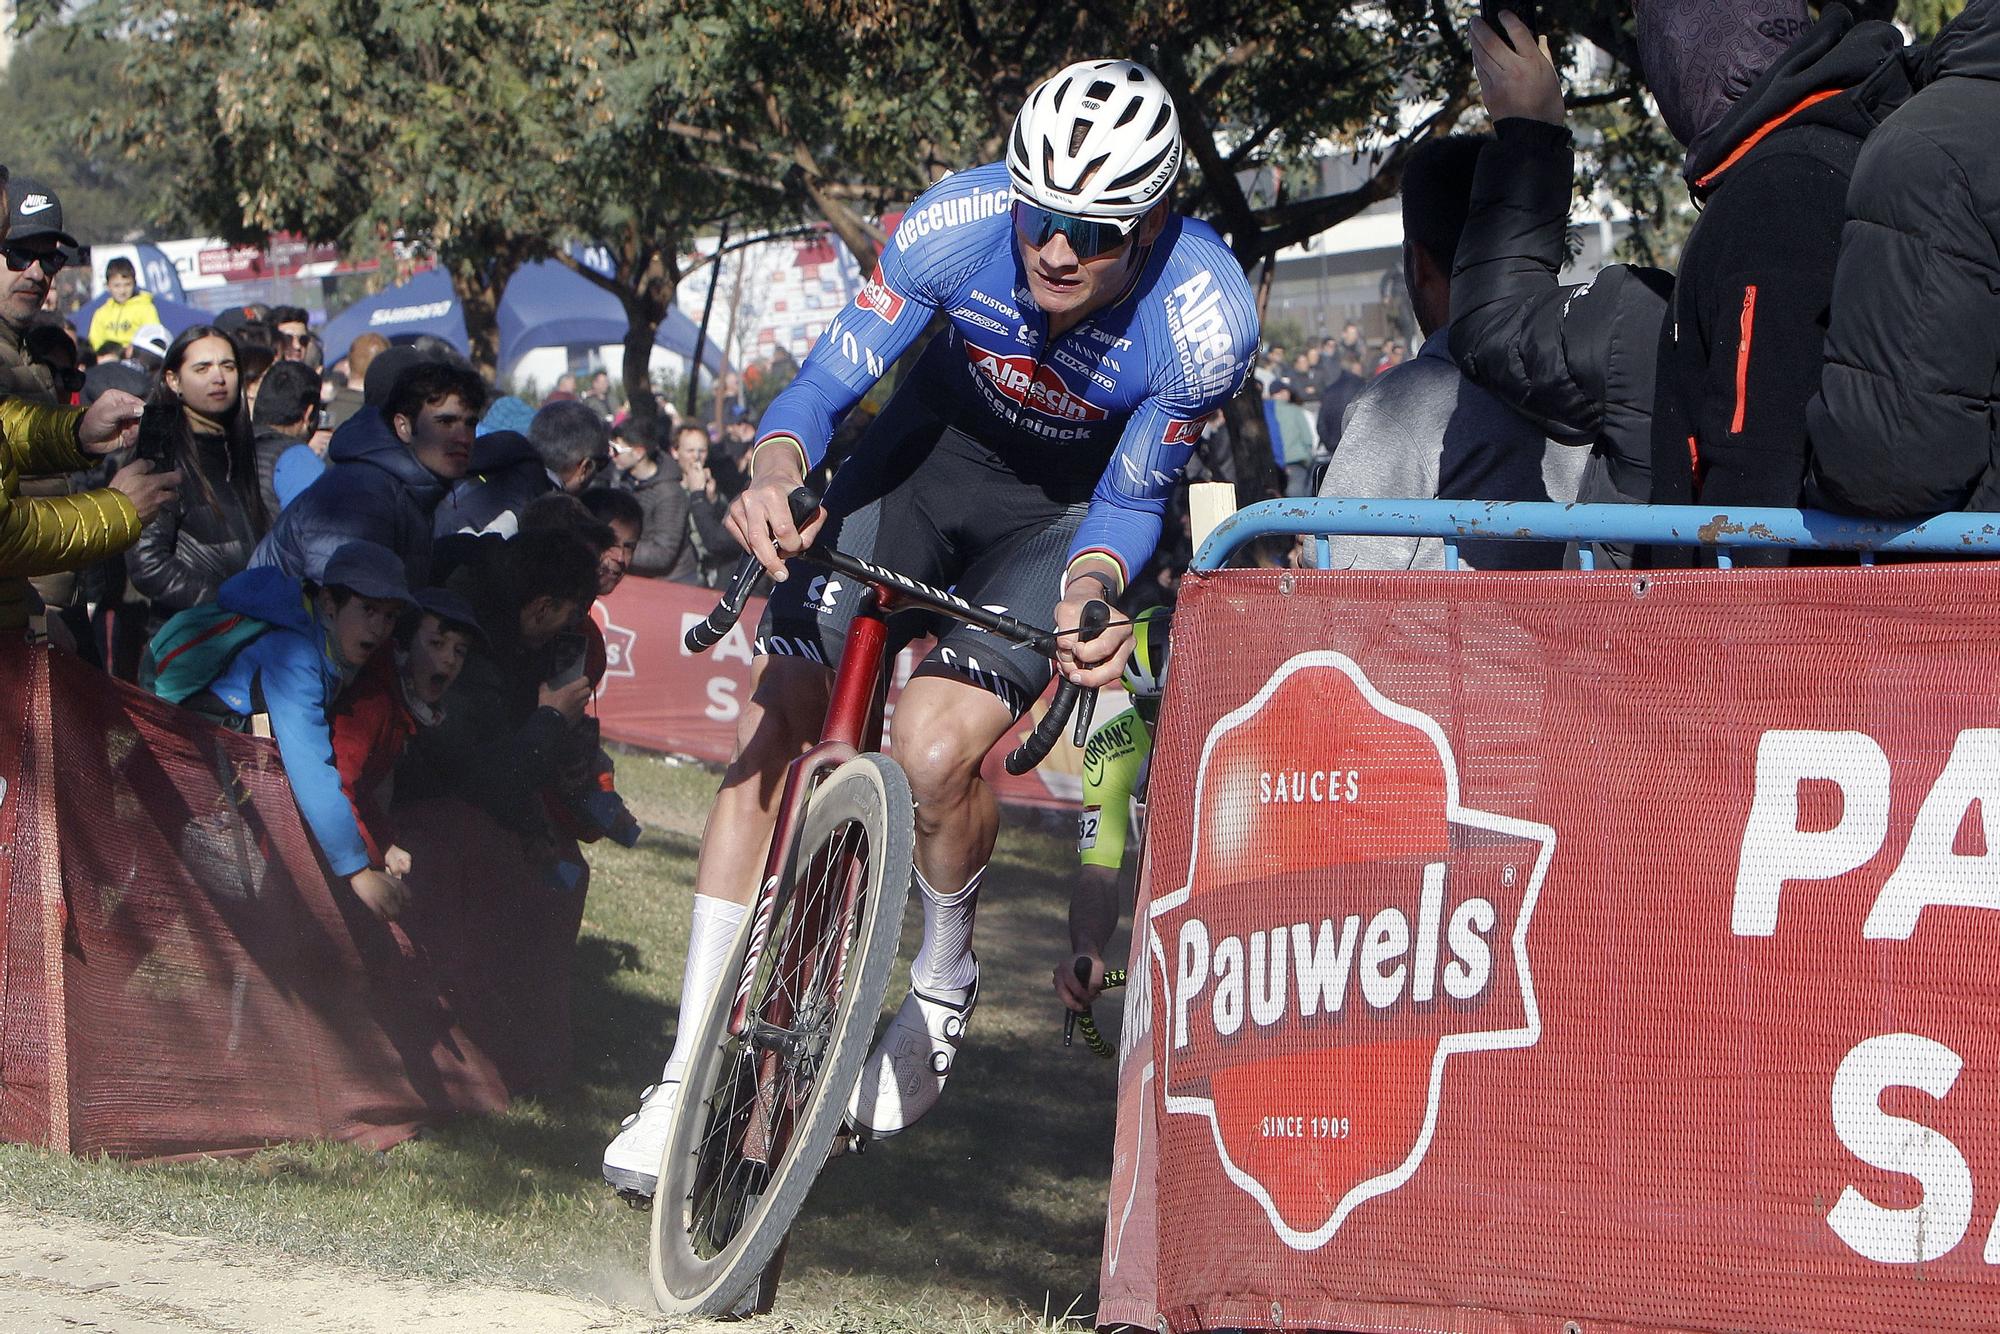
<box><xmin>847</xmin><ymin>964</ymin><xmax>977</xmax><ymax>1138</ymax></box>
<box><xmin>602</xmin><ymin>1080</ymin><xmax>680</xmax><ymax>1200</ymax></box>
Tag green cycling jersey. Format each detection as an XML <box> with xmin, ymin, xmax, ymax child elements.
<box><xmin>1078</xmin><ymin>704</ymin><xmax>1153</xmax><ymax>871</ymax></box>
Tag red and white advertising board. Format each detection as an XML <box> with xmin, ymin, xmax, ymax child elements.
<box><xmin>1101</xmin><ymin>565</ymin><xmax>2000</xmax><ymax>1334</ymax></box>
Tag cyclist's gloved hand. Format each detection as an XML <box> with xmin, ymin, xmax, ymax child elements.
<box><xmin>1053</xmin><ymin>571</ymin><xmax>1135</xmax><ymax>690</ymax></box>
<box><xmin>726</xmin><ymin>435</ymin><xmax>826</xmax><ymax>581</ymax></box>
<box><xmin>1055</xmin><ymin>952</ymin><xmax>1108</xmax><ymax>1014</ymax></box>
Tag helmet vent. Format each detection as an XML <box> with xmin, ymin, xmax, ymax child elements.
<box><xmin>1069</xmin><ymin>121</ymin><xmax>1094</xmax><ymax>156</ymax></box>
<box><xmin>1086</xmin><ymin>79</ymin><xmax>1116</xmax><ymax>101</ymax></box>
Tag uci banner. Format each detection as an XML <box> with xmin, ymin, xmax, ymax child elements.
<box><xmin>1100</xmin><ymin>565</ymin><xmax>2000</xmax><ymax>1334</ymax></box>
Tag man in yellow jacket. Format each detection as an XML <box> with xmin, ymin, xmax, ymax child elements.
<box><xmin>0</xmin><ymin>165</ymin><xmax>179</xmax><ymax>631</ymax></box>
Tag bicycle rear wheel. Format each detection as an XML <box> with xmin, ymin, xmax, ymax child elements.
<box><xmin>649</xmin><ymin>753</ymin><xmax>913</xmax><ymax>1316</ymax></box>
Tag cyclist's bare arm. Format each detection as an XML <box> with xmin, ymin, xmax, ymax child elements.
<box><xmin>1056</xmin><ymin>864</ymin><xmax>1121</xmax><ymax>1011</ymax></box>
<box><xmin>725</xmin><ymin>437</ymin><xmax>825</xmax><ymax>579</ymax></box>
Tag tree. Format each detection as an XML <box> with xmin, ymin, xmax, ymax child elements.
<box><xmin>0</xmin><ymin>24</ymin><xmax>180</xmax><ymax>245</ymax></box>
<box><xmin>541</xmin><ymin>5</ymin><xmax>794</xmax><ymax>436</ymax></box>
<box><xmin>693</xmin><ymin>0</ymin><xmax>1654</xmax><ymax>500</ymax></box>
<box><xmin>55</xmin><ymin>0</ymin><xmax>592</xmax><ymax>373</ymax></box>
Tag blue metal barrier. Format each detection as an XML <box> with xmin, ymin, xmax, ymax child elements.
<box><xmin>1192</xmin><ymin>499</ymin><xmax>2000</xmax><ymax>573</ymax></box>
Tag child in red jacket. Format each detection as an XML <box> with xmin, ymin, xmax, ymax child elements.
<box><xmin>329</xmin><ymin>587</ymin><xmax>484</xmax><ymax>874</ymax></box>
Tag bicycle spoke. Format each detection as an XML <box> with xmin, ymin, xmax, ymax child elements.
<box><xmin>677</xmin><ymin>817</ymin><xmax>871</xmax><ymax>1261</ymax></box>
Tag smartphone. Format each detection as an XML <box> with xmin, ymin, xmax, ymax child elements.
<box><xmin>132</xmin><ymin>401</ymin><xmax>179</xmax><ymax>469</ymax></box>
<box><xmin>546</xmin><ymin>631</ymin><xmax>589</xmax><ymax>689</ymax></box>
<box><xmin>1480</xmin><ymin>0</ymin><xmax>1540</xmax><ymax>48</ymax></box>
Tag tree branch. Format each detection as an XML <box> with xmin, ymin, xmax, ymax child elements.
<box><xmin>1248</xmin><ymin>92</ymin><xmax>1473</xmax><ymax>256</ymax></box>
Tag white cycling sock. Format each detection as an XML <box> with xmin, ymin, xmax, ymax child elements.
<box><xmin>910</xmin><ymin>864</ymin><xmax>983</xmax><ymax>995</ymax></box>
<box><xmin>656</xmin><ymin>893</ymin><xmax>749</xmax><ymax>1089</ymax></box>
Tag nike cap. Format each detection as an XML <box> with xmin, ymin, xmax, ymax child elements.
<box><xmin>6</xmin><ymin>177</ymin><xmax>79</xmax><ymax>248</ymax></box>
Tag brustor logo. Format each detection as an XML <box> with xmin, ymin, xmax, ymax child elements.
<box><xmin>963</xmin><ymin>342</ymin><xmax>1107</xmax><ymax>422</ymax></box>
<box><xmin>1147</xmin><ymin>651</ymin><xmax>1552</xmax><ymax>1251</ymax></box>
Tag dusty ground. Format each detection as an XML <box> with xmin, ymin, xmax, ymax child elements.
<box><xmin>0</xmin><ymin>1206</ymin><xmax>666</xmax><ymax>1333</ymax></box>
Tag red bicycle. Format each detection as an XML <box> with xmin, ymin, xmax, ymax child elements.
<box><xmin>648</xmin><ymin>490</ymin><xmax>1106</xmax><ymax>1316</ymax></box>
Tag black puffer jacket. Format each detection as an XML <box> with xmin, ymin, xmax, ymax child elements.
<box><xmin>1648</xmin><ymin>6</ymin><xmax>1916</xmax><ymax>564</ymax></box>
<box><xmin>1807</xmin><ymin>0</ymin><xmax>2000</xmax><ymax>516</ymax></box>
<box><xmin>1450</xmin><ymin>118</ymin><xmax>1669</xmax><ymax>514</ymax></box>
<box><xmin>126</xmin><ymin>425</ymin><xmax>265</xmax><ymax>619</ymax></box>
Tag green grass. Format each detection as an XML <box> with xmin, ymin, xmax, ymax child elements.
<box><xmin>0</xmin><ymin>751</ymin><xmax>1128</xmax><ymax>1331</ymax></box>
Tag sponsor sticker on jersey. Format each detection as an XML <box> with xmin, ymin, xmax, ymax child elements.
<box><xmin>964</xmin><ymin>341</ymin><xmax>1108</xmax><ymax>423</ymax></box>
<box><xmin>854</xmin><ymin>266</ymin><xmax>905</xmax><ymax>323</ymax></box>
<box><xmin>1148</xmin><ymin>651</ymin><xmax>1552</xmax><ymax>1251</ymax></box>
<box><xmin>1161</xmin><ymin>417</ymin><xmax>1204</xmax><ymax>446</ymax></box>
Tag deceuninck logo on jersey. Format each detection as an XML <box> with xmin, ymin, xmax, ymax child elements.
<box><xmin>1147</xmin><ymin>651</ymin><xmax>1552</xmax><ymax>1251</ymax></box>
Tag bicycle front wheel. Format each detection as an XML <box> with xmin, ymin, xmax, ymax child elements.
<box><xmin>649</xmin><ymin>753</ymin><xmax>913</xmax><ymax>1316</ymax></box>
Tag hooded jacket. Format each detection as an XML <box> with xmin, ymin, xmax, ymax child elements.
<box><xmin>0</xmin><ymin>398</ymin><xmax>141</xmax><ymax>629</ymax></box>
<box><xmin>1648</xmin><ymin>6</ymin><xmax>1916</xmax><ymax>561</ymax></box>
<box><xmin>209</xmin><ymin>565</ymin><xmax>374</xmax><ymax>877</ymax></box>
<box><xmin>431</xmin><ymin>430</ymin><xmax>553</xmax><ymax>538</ymax></box>
<box><xmin>1806</xmin><ymin>0</ymin><xmax>2000</xmax><ymax>516</ymax></box>
<box><xmin>1449</xmin><ymin>118</ymin><xmax>1669</xmax><ymax>524</ymax></box>
<box><xmin>249</xmin><ymin>406</ymin><xmax>449</xmax><ymax>585</ymax></box>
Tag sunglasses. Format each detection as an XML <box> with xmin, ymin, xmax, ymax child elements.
<box><xmin>1011</xmin><ymin>200</ymin><xmax>1139</xmax><ymax>260</ymax></box>
<box><xmin>0</xmin><ymin>244</ymin><xmax>66</xmax><ymax>277</ymax></box>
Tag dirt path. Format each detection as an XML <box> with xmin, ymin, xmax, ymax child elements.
<box><xmin>0</xmin><ymin>1207</ymin><xmax>668</xmax><ymax>1334</ymax></box>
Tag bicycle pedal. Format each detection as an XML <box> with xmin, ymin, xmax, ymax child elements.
<box><xmin>616</xmin><ymin>1187</ymin><xmax>654</xmax><ymax>1212</ymax></box>
<box><xmin>827</xmin><ymin>1126</ymin><xmax>869</xmax><ymax>1160</ymax></box>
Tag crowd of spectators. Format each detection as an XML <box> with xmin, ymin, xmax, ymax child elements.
<box><xmin>4</xmin><ymin>0</ymin><xmax>1997</xmax><ymax>1091</ymax></box>
<box><xmin>0</xmin><ymin>161</ymin><xmax>773</xmax><ymax>1089</ymax></box>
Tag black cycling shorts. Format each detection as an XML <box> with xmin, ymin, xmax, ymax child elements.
<box><xmin>756</xmin><ymin>382</ymin><xmax>1098</xmax><ymax>717</ymax></box>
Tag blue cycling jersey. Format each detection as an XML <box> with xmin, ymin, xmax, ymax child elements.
<box><xmin>755</xmin><ymin>161</ymin><xmax>1259</xmax><ymax>586</ymax></box>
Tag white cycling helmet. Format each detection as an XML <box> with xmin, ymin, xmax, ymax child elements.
<box><xmin>1008</xmin><ymin>60</ymin><xmax>1183</xmax><ymax>220</ymax></box>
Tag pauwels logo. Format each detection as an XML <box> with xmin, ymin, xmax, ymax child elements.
<box><xmin>1148</xmin><ymin>651</ymin><xmax>1551</xmax><ymax>1250</ymax></box>
<box><xmin>964</xmin><ymin>341</ymin><xmax>1107</xmax><ymax>423</ymax></box>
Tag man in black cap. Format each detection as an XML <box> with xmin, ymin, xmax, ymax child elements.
<box><xmin>0</xmin><ymin>176</ymin><xmax>81</xmax><ymax>402</ymax></box>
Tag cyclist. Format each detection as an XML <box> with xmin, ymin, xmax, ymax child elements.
<box><xmin>1055</xmin><ymin>607</ymin><xmax>1167</xmax><ymax>1018</ymax></box>
<box><xmin>604</xmin><ymin>60</ymin><xmax>1257</xmax><ymax>1198</ymax></box>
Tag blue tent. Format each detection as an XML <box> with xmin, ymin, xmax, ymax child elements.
<box><xmin>318</xmin><ymin>261</ymin><xmax>730</xmax><ymax>375</ymax></box>
<box><xmin>318</xmin><ymin>269</ymin><xmax>466</xmax><ymax>363</ymax></box>
<box><xmin>73</xmin><ymin>291</ymin><xmax>215</xmax><ymax>344</ymax></box>
<box><xmin>496</xmin><ymin>261</ymin><xmax>728</xmax><ymax>375</ymax></box>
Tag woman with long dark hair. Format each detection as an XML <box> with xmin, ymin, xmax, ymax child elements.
<box><xmin>126</xmin><ymin>325</ymin><xmax>269</xmax><ymax>624</ymax></box>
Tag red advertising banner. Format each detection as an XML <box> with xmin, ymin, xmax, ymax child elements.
<box><xmin>1102</xmin><ymin>565</ymin><xmax>2000</xmax><ymax>1334</ymax></box>
<box><xmin>0</xmin><ymin>645</ymin><xmax>518</xmax><ymax>1159</ymax></box>
<box><xmin>589</xmin><ymin>575</ymin><xmax>1086</xmax><ymax>810</ymax></box>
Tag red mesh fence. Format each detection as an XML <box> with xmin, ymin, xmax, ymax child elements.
<box><xmin>1102</xmin><ymin>564</ymin><xmax>2000</xmax><ymax>1334</ymax></box>
<box><xmin>0</xmin><ymin>643</ymin><xmax>519</xmax><ymax>1158</ymax></box>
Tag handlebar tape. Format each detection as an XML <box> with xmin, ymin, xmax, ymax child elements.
<box><xmin>1004</xmin><ymin>599</ymin><xmax>1110</xmax><ymax>776</ymax></box>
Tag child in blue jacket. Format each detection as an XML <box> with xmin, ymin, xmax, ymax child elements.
<box><xmin>207</xmin><ymin>541</ymin><xmax>414</xmax><ymax>919</ymax></box>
